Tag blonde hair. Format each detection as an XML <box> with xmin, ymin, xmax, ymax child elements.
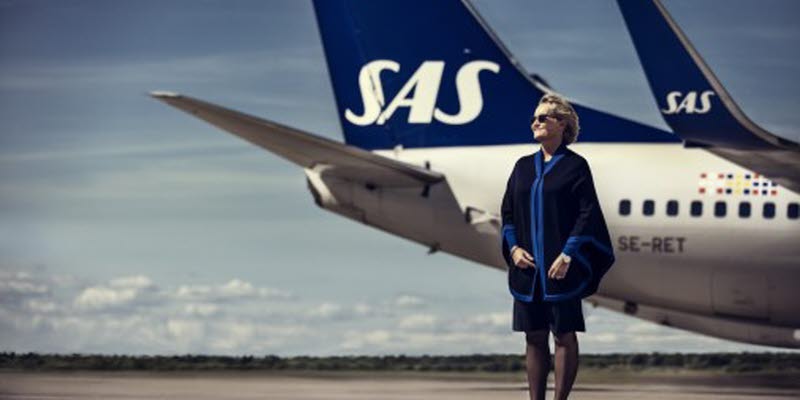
<box><xmin>538</xmin><ymin>93</ymin><xmax>580</xmax><ymax>144</ymax></box>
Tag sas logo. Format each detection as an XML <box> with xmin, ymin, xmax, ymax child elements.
<box><xmin>661</xmin><ymin>90</ymin><xmax>716</xmax><ymax>115</ymax></box>
<box><xmin>345</xmin><ymin>60</ymin><xmax>500</xmax><ymax>126</ymax></box>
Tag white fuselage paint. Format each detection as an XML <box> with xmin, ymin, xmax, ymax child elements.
<box><xmin>331</xmin><ymin>142</ymin><xmax>799</xmax><ymax>347</ymax></box>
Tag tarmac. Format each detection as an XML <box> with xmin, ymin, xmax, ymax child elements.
<box><xmin>1</xmin><ymin>371</ymin><xmax>798</xmax><ymax>400</ymax></box>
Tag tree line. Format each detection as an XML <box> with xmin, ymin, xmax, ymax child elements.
<box><xmin>1</xmin><ymin>352</ymin><xmax>798</xmax><ymax>373</ymax></box>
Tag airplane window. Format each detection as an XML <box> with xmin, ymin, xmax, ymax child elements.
<box><xmin>763</xmin><ymin>202</ymin><xmax>775</xmax><ymax>219</ymax></box>
<box><xmin>666</xmin><ymin>200</ymin><xmax>678</xmax><ymax>216</ymax></box>
<box><xmin>714</xmin><ymin>201</ymin><xmax>726</xmax><ymax>217</ymax></box>
<box><xmin>690</xmin><ymin>200</ymin><xmax>703</xmax><ymax>217</ymax></box>
<box><xmin>738</xmin><ymin>202</ymin><xmax>751</xmax><ymax>218</ymax></box>
<box><xmin>643</xmin><ymin>200</ymin><xmax>655</xmax><ymax>216</ymax></box>
<box><xmin>619</xmin><ymin>200</ymin><xmax>631</xmax><ymax>216</ymax></box>
<box><xmin>789</xmin><ymin>203</ymin><xmax>799</xmax><ymax>219</ymax></box>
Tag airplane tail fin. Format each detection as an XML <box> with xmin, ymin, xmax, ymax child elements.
<box><xmin>312</xmin><ymin>0</ymin><xmax>675</xmax><ymax>150</ymax></box>
<box><xmin>616</xmin><ymin>0</ymin><xmax>799</xmax><ymax>150</ymax></box>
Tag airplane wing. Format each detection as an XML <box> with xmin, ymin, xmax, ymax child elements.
<box><xmin>149</xmin><ymin>92</ymin><xmax>444</xmax><ymax>188</ymax></box>
<box><xmin>617</xmin><ymin>0</ymin><xmax>800</xmax><ymax>194</ymax></box>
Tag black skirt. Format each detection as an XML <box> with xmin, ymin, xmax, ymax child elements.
<box><xmin>512</xmin><ymin>271</ymin><xmax>586</xmax><ymax>334</ymax></box>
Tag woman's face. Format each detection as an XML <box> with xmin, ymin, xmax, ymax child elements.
<box><xmin>531</xmin><ymin>104</ymin><xmax>566</xmax><ymax>143</ymax></box>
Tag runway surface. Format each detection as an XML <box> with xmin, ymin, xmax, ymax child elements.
<box><xmin>1</xmin><ymin>371</ymin><xmax>798</xmax><ymax>400</ymax></box>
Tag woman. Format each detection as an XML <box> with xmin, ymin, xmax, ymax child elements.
<box><xmin>500</xmin><ymin>93</ymin><xmax>615</xmax><ymax>400</ymax></box>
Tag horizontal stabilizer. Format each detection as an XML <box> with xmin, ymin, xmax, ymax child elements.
<box><xmin>150</xmin><ymin>92</ymin><xmax>444</xmax><ymax>188</ymax></box>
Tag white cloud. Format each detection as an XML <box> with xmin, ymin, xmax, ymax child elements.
<box><xmin>70</xmin><ymin>276</ymin><xmax>291</xmax><ymax>316</ymax></box>
<box><xmin>210</xmin><ymin>322</ymin><xmax>256</xmax><ymax>351</ymax></box>
<box><xmin>25</xmin><ymin>299</ymin><xmax>58</xmax><ymax>313</ymax></box>
<box><xmin>306</xmin><ymin>302</ymin><xmax>345</xmax><ymax>319</ymax></box>
<box><xmin>175</xmin><ymin>285</ymin><xmax>213</xmax><ymax>298</ymax></box>
<box><xmin>341</xmin><ymin>329</ymin><xmax>393</xmax><ymax>350</ymax></box>
<box><xmin>167</xmin><ymin>319</ymin><xmax>205</xmax><ymax>342</ymax></box>
<box><xmin>353</xmin><ymin>303</ymin><xmax>372</xmax><ymax>316</ymax></box>
<box><xmin>1</xmin><ymin>267</ymin><xmax>785</xmax><ymax>356</ymax></box>
<box><xmin>340</xmin><ymin>329</ymin><xmax>519</xmax><ymax>354</ymax></box>
<box><xmin>1</xmin><ymin>279</ymin><xmax>48</xmax><ymax>295</ymax></box>
<box><xmin>398</xmin><ymin>314</ymin><xmax>438</xmax><ymax>330</ymax></box>
<box><xmin>219</xmin><ymin>279</ymin><xmax>255</xmax><ymax>296</ymax></box>
<box><xmin>183</xmin><ymin>303</ymin><xmax>219</xmax><ymax>317</ymax></box>
<box><xmin>73</xmin><ymin>275</ymin><xmax>158</xmax><ymax>311</ymax></box>
<box><xmin>74</xmin><ymin>286</ymin><xmax>141</xmax><ymax>310</ymax></box>
<box><xmin>304</xmin><ymin>301</ymin><xmax>392</xmax><ymax>322</ymax></box>
<box><xmin>465</xmin><ymin>312</ymin><xmax>510</xmax><ymax>329</ymax></box>
<box><xmin>0</xmin><ymin>269</ymin><xmax>52</xmax><ymax>308</ymax></box>
<box><xmin>109</xmin><ymin>275</ymin><xmax>154</xmax><ymax>289</ymax></box>
<box><xmin>174</xmin><ymin>279</ymin><xmax>292</xmax><ymax>302</ymax></box>
<box><xmin>393</xmin><ymin>295</ymin><xmax>425</xmax><ymax>308</ymax></box>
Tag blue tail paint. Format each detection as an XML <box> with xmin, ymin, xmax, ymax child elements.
<box><xmin>616</xmin><ymin>0</ymin><xmax>796</xmax><ymax>150</ymax></box>
<box><xmin>312</xmin><ymin>0</ymin><xmax>677</xmax><ymax>150</ymax></box>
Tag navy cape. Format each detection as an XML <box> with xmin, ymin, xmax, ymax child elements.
<box><xmin>500</xmin><ymin>142</ymin><xmax>615</xmax><ymax>302</ymax></box>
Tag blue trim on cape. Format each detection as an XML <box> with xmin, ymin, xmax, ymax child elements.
<box><xmin>501</xmin><ymin>224</ymin><xmax>517</xmax><ymax>250</ymax></box>
<box><xmin>562</xmin><ymin>235</ymin><xmax>614</xmax><ymax>258</ymax></box>
<box><xmin>508</xmin><ymin>143</ymin><xmax>615</xmax><ymax>303</ymax></box>
<box><xmin>508</xmin><ymin>143</ymin><xmax>565</xmax><ymax>302</ymax></box>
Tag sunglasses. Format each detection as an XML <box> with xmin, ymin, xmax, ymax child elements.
<box><xmin>530</xmin><ymin>114</ymin><xmax>562</xmax><ymax>124</ymax></box>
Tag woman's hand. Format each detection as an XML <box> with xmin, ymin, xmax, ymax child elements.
<box><xmin>548</xmin><ymin>253</ymin><xmax>571</xmax><ymax>280</ymax></box>
<box><xmin>511</xmin><ymin>246</ymin><xmax>536</xmax><ymax>269</ymax></box>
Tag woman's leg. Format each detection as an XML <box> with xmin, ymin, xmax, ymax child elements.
<box><xmin>524</xmin><ymin>329</ymin><xmax>550</xmax><ymax>400</ymax></box>
<box><xmin>552</xmin><ymin>331</ymin><xmax>579</xmax><ymax>400</ymax></box>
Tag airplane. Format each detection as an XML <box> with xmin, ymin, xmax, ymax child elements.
<box><xmin>150</xmin><ymin>0</ymin><xmax>800</xmax><ymax>349</ymax></box>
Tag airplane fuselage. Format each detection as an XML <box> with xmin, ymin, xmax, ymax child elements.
<box><xmin>304</xmin><ymin>142</ymin><xmax>800</xmax><ymax>347</ymax></box>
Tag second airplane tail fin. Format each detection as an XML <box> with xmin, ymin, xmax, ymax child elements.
<box><xmin>617</xmin><ymin>0</ymin><xmax>800</xmax><ymax>150</ymax></box>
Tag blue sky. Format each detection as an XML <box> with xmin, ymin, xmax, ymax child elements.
<box><xmin>1</xmin><ymin>0</ymin><xmax>798</xmax><ymax>356</ymax></box>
